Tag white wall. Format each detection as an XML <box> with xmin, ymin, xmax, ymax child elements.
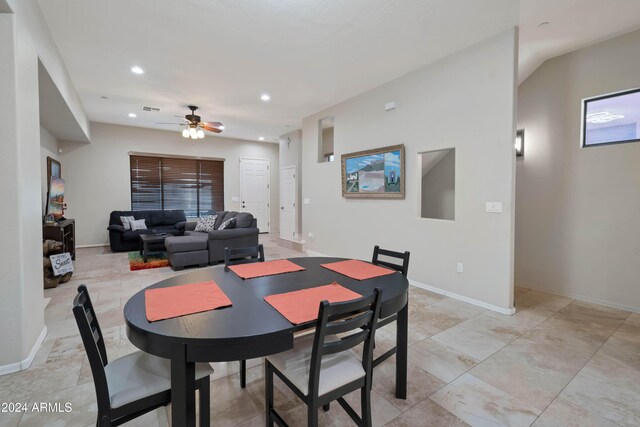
<box><xmin>0</xmin><ymin>0</ymin><xmax>86</xmax><ymax>370</ymax></box>
<box><xmin>516</xmin><ymin>29</ymin><xmax>640</xmax><ymax>312</ymax></box>
<box><xmin>302</xmin><ymin>29</ymin><xmax>518</xmax><ymax>311</ymax></box>
<box><xmin>279</xmin><ymin>129</ymin><xmax>303</xmax><ymax>237</ymax></box>
<box><xmin>40</xmin><ymin>126</ymin><xmax>60</xmax><ymax>215</ymax></box>
<box><xmin>61</xmin><ymin>122</ymin><xmax>280</xmax><ymax>246</ymax></box>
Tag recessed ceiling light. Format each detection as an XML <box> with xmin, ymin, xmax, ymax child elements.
<box><xmin>260</xmin><ymin>93</ymin><xmax>271</xmax><ymax>102</ymax></box>
<box><xmin>101</xmin><ymin>96</ymin><xmax>109</xmax><ymax>100</ymax></box>
<box><xmin>131</xmin><ymin>66</ymin><xmax>144</xmax><ymax>74</ymax></box>
<box><xmin>128</xmin><ymin>113</ymin><xmax>137</xmax><ymax>118</ymax></box>
<box><xmin>259</xmin><ymin>136</ymin><xmax>265</xmax><ymax>141</ymax></box>
<box><xmin>537</xmin><ymin>21</ymin><xmax>550</xmax><ymax>28</ymax></box>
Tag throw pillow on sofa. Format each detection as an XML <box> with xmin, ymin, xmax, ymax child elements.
<box><xmin>218</xmin><ymin>217</ymin><xmax>236</xmax><ymax>230</ymax></box>
<box><xmin>130</xmin><ymin>219</ymin><xmax>147</xmax><ymax>231</ymax></box>
<box><xmin>195</xmin><ymin>215</ymin><xmax>217</xmax><ymax>232</ymax></box>
<box><xmin>120</xmin><ymin>216</ymin><xmax>135</xmax><ymax>231</ymax></box>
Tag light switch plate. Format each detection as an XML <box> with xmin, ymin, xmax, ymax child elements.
<box><xmin>485</xmin><ymin>202</ymin><xmax>503</xmax><ymax>213</ymax></box>
<box><xmin>232</xmin><ymin>196</ymin><xmax>240</xmax><ymax>202</ymax></box>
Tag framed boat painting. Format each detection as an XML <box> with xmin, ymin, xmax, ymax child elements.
<box><xmin>341</xmin><ymin>144</ymin><xmax>405</xmax><ymax>199</ymax></box>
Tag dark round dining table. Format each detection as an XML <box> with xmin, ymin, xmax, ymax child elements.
<box><xmin>124</xmin><ymin>257</ymin><xmax>409</xmax><ymax>427</ymax></box>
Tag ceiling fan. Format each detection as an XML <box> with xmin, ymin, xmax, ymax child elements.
<box><xmin>157</xmin><ymin>105</ymin><xmax>224</xmax><ymax>139</ymax></box>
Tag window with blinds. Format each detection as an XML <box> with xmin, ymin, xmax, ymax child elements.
<box><xmin>130</xmin><ymin>155</ymin><xmax>224</xmax><ymax>217</ymax></box>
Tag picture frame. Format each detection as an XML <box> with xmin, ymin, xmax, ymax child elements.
<box><xmin>341</xmin><ymin>144</ymin><xmax>405</xmax><ymax>199</ymax></box>
<box><xmin>47</xmin><ymin>156</ymin><xmax>61</xmax><ymax>189</ymax></box>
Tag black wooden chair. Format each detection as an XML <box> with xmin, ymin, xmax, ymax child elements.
<box><xmin>371</xmin><ymin>245</ymin><xmax>410</xmax><ymax>369</ymax></box>
<box><xmin>224</xmin><ymin>244</ymin><xmax>265</xmax><ymax>271</ymax></box>
<box><xmin>72</xmin><ymin>285</ymin><xmax>213</xmax><ymax>427</ymax></box>
<box><xmin>224</xmin><ymin>243</ymin><xmax>265</xmax><ymax>388</ymax></box>
<box><xmin>265</xmin><ymin>289</ymin><xmax>383</xmax><ymax>427</ymax></box>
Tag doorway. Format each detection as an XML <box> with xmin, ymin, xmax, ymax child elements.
<box><xmin>279</xmin><ymin>166</ymin><xmax>296</xmax><ymax>239</ymax></box>
<box><xmin>239</xmin><ymin>158</ymin><xmax>270</xmax><ymax>232</ymax></box>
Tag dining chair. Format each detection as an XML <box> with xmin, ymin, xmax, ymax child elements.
<box><xmin>72</xmin><ymin>285</ymin><xmax>213</xmax><ymax>427</ymax></box>
<box><xmin>265</xmin><ymin>288</ymin><xmax>383</xmax><ymax>427</ymax></box>
<box><xmin>224</xmin><ymin>243</ymin><xmax>265</xmax><ymax>388</ymax></box>
<box><xmin>371</xmin><ymin>245</ymin><xmax>410</xmax><ymax>369</ymax></box>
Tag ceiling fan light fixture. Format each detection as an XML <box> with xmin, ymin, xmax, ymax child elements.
<box><xmin>219</xmin><ymin>125</ymin><xmax>225</xmax><ymax>130</ymax></box>
<box><xmin>182</xmin><ymin>128</ymin><xmax>190</xmax><ymax>138</ymax></box>
<box><xmin>189</xmin><ymin>127</ymin><xmax>198</xmax><ymax>139</ymax></box>
<box><xmin>197</xmin><ymin>129</ymin><xmax>205</xmax><ymax>139</ymax></box>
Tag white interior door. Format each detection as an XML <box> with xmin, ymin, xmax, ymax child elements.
<box><xmin>280</xmin><ymin>166</ymin><xmax>296</xmax><ymax>239</ymax></box>
<box><xmin>240</xmin><ymin>158</ymin><xmax>270</xmax><ymax>232</ymax></box>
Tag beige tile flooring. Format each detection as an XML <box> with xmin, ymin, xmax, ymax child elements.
<box><xmin>1</xmin><ymin>233</ymin><xmax>639</xmax><ymax>426</ymax></box>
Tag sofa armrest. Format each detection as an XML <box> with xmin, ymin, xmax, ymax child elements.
<box><xmin>185</xmin><ymin>221</ymin><xmax>197</xmax><ymax>232</ymax></box>
<box><xmin>107</xmin><ymin>224</ymin><xmax>125</xmax><ymax>233</ymax></box>
<box><xmin>175</xmin><ymin>221</ymin><xmax>187</xmax><ymax>230</ymax></box>
<box><xmin>208</xmin><ymin>228</ymin><xmax>258</xmax><ymax>240</ymax></box>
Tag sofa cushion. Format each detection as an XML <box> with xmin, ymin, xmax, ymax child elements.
<box><xmin>120</xmin><ymin>216</ymin><xmax>135</xmax><ymax>230</ymax></box>
<box><xmin>153</xmin><ymin>225</ymin><xmax>180</xmax><ymax>235</ymax></box>
<box><xmin>213</xmin><ymin>211</ymin><xmax>228</xmax><ymax>230</ymax></box>
<box><xmin>235</xmin><ymin>212</ymin><xmax>254</xmax><ymax>228</ymax></box>
<box><xmin>207</xmin><ymin>228</ymin><xmax>257</xmax><ymax>240</ymax></box>
<box><xmin>130</xmin><ymin>219</ymin><xmax>148</xmax><ymax>231</ymax></box>
<box><xmin>150</xmin><ymin>210</ymin><xmax>186</xmax><ymax>226</ymax></box>
<box><xmin>165</xmin><ymin>235</ymin><xmax>209</xmax><ymax>253</ymax></box>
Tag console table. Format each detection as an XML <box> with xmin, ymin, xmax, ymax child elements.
<box><xmin>43</xmin><ymin>219</ymin><xmax>76</xmax><ymax>260</ymax></box>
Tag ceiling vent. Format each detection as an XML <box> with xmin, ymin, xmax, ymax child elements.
<box><xmin>141</xmin><ymin>106</ymin><xmax>161</xmax><ymax>113</ymax></box>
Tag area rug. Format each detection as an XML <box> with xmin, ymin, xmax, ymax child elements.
<box><xmin>128</xmin><ymin>251</ymin><xmax>170</xmax><ymax>271</ymax></box>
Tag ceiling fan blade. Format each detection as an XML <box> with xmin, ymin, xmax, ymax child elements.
<box><xmin>173</xmin><ymin>115</ymin><xmax>190</xmax><ymax>122</ymax></box>
<box><xmin>202</xmin><ymin>124</ymin><xmax>223</xmax><ymax>133</ymax></box>
<box><xmin>156</xmin><ymin>122</ymin><xmax>185</xmax><ymax>125</ymax></box>
<box><xmin>204</xmin><ymin>121</ymin><xmax>223</xmax><ymax>128</ymax></box>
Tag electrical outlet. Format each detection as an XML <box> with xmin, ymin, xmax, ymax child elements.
<box><xmin>304</xmin><ymin>198</ymin><xmax>311</xmax><ymax>205</ymax></box>
<box><xmin>456</xmin><ymin>262</ymin><xmax>464</xmax><ymax>273</ymax></box>
<box><xmin>308</xmin><ymin>232</ymin><xmax>315</xmax><ymax>241</ymax></box>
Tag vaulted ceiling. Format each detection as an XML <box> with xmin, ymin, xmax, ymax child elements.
<box><xmin>37</xmin><ymin>0</ymin><xmax>640</xmax><ymax>142</ymax></box>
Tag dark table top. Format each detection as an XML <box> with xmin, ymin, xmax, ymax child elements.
<box><xmin>124</xmin><ymin>257</ymin><xmax>409</xmax><ymax>362</ymax></box>
<box><xmin>139</xmin><ymin>233</ymin><xmax>169</xmax><ymax>243</ymax></box>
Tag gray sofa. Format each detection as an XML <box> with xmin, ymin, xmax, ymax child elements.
<box><xmin>185</xmin><ymin>211</ymin><xmax>259</xmax><ymax>264</ymax></box>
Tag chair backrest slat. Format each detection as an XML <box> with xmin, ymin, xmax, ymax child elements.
<box><xmin>324</xmin><ymin>311</ymin><xmax>373</xmax><ymax>336</ymax></box>
<box><xmin>73</xmin><ymin>285</ymin><xmax>112</xmax><ymax>416</ymax></box>
<box><xmin>224</xmin><ymin>244</ymin><xmax>265</xmax><ymax>271</ymax></box>
<box><xmin>372</xmin><ymin>245</ymin><xmax>410</xmax><ymax>277</ymax></box>
<box><xmin>307</xmin><ymin>289</ymin><xmax>382</xmax><ymax>397</ymax></box>
<box><xmin>321</xmin><ymin>330</ymin><xmax>369</xmax><ymax>356</ymax></box>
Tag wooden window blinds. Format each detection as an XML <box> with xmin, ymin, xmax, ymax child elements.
<box><xmin>130</xmin><ymin>155</ymin><xmax>224</xmax><ymax>217</ymax></box>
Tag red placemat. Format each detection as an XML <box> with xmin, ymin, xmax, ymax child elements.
<box><xmin>145</xmin><ymin>280</ymin><xmax>232</xmax><ymax>322</ymax></box>
<box><xmin>320</xmin><ymin>259</ymin><xmax>396</xmax><ymax>280</ymax></box>
<box><xmin>229</xmin><ymin>259</ymin><xmax>305</xmax><ymax>279</ymax></box>
<box><xmin>264</xmin><ymin>282</ymin><xmax>362</xmax><ymax>325</ymax></box>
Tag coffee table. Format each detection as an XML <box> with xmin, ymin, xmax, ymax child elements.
<box><xmin>139</xmin><ymin>233</ymin><xmax>168</xmax><ymax>263</ymax></box>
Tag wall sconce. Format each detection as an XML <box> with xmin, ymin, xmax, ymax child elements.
<box><xmin>515</xmin><ymin>129</ymin><xmax>525</xmax><ymax>157</ymax></box>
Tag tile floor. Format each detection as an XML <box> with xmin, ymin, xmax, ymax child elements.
<box><xmin>1</xmin><ymin>234</ymin><xmax>639</xmax><ymax>426</ymax></box>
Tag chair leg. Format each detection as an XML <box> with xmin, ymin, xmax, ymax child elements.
<box><xmin>308</xmin><ymin>404</ymin><xmax>318</xmax><ymax>427</ymax></box>
<box><xmin>198</xmin><ymin>377</ymin><xmax>210</xmax><ymax>427</ymax></box>
<box><xmin>361</xmin><ymin>386</ymin><xmax>372</xmax><ymax>427</ymax></box>
<box><xmin>240</xmin><ymin>359</ymin><xmax>247</xmax><ymax>388</ymax></box>
<box><xmin>97</xmin><ymin>412</ymin><xmax>110</xmax><ymax>427</ymax></box>
<box><xmin>322</xmin><ymin>403</ymin><xmax>330</xmax><ymax>412</ymax></box>
<box><xmin>265</xmin><ymin>362</ymin><xmax>274</xmax><ymax>427</ymax></box>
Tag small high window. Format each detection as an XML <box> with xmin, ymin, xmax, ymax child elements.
<box><xmin>582</xmin><ymin>88</ymin><xmax>640</xmax><ymax>147</ymax></box>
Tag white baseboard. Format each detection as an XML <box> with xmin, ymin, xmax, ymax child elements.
<box><xmin>76</xmin><ymin>243</ymin><xmax>109</xmax><ymax>249</ymax></box>
<box><xmin>516</xmin><ymin>282</ymin><xmax>640</xmax><ymax>314</ymax></box>
<box><xmin>0</xmin><ymin>326</ymin><xmax>47</xmax><ymax>376</ymax></box>
<box><xmin>409</xmin><ymin>279</ymin><xmax>516</xmax><ymax>315</ymax></box>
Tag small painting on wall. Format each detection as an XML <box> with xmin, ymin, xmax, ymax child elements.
<box><xmin>341</xmin><ymin>144</ymin><xmax>405</xmax><ymax>199</ymax></box>
<box><xmin>47</xmin><ymin>156</ymin><xmax>61</xmax><ymax>190</ymax></box>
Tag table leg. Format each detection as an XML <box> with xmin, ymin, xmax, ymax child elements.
<box><xmin>171</xmin><ymin>348</ymin><xmax>196</xmax><ymax>427</ymax></box>
<box><xmin>143</xmin><ymin>242</ymin><xmax>148</xmax><ymax>263</ymax></box>
<box><xmin>395</xmin><ymin>302</ymin><xmax>408</xmax><ymax>399</ymax></box>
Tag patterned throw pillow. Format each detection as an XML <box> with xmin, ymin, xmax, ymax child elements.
<box><xmin>130</xmin><ymin>219</ymin><xmax>147</xmax><ymax>231</ymax></box>
<box><xmin>218</xmin><ymin>217</ymin><xmax>236</xmax><ymax>230</ymax></box>
<box><xmin>120</xmin><ymin>216</ymin><xmax>135</xmax><ymax>231</ymax></box>
<box><xmin>195</xmin><ymin>215</ymin><xmax>217</xmax><ymax>232</ymax></box>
